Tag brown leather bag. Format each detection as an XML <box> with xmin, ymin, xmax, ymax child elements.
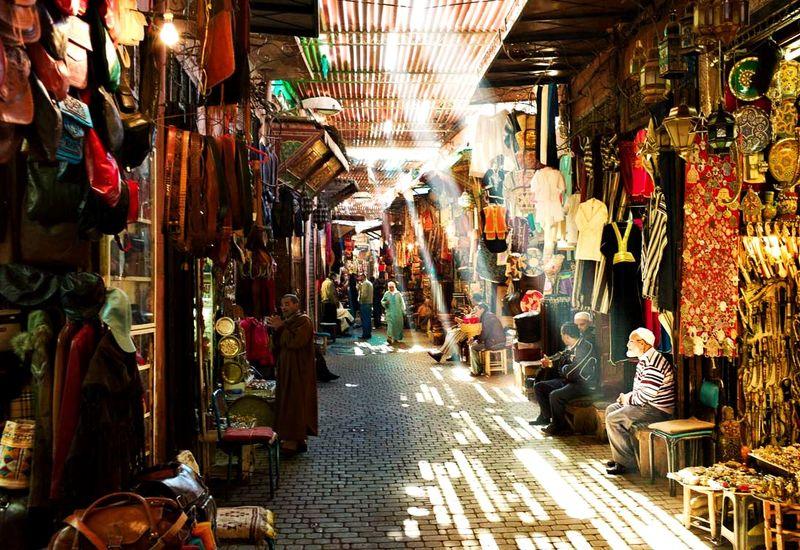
<box><xmin>27</xmin><ymin>42</ymin><xmax>70</xmax><ymax>101</ymax></box>
<box><xmin>198</xmin><ymin>0</ymin><xmax>234</xmax><ymax>93</ymax></box>
<box><xmin>48</xmin><ymin>492</ymin><xmax>189</xmax><ymax>550</ymax></box>
<box><xmin>0</xmin><ymin>46</ymin><xmax>33</xmax><ymax>125</ymax></box>
<box><xmin>0</xmin><ymin>0</ymin><xmax>40</xmax><ymax>46</ymax></box>
<box><xmin>64</xmin><ymin>16</ymin><xmax>92</xmax><ymax>90</ymax></box>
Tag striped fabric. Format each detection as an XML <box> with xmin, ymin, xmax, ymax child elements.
<box><xmin>642</xmin><ymin>186</ymin><xmax>668</xmax><ymax>301</ymax></box>
<box><xmin>629</xmin><ymin>348</ymin><xmax>675</xmax><ymax>413</ymax></box>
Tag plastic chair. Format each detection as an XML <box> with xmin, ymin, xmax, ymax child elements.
<box><xmin>211</xmin><ymin>388</ymin><xmax>280</xmax><ymax>499</ymax></box>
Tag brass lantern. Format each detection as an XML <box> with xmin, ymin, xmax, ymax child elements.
<box><xmin>629</xmin><ymin>40</ymin><xmax>646</xmax><ymax>82</ymax></box>
<box><xmin>641</xmin><ymin>37</ymin><xmax>667</xmax><ymax>106</ymax></box>
<box><xmin>713</xmin><ymin>0</ymin><xmax>748</xmax><ymax>45</ymax></box>
<box><xmin>662</xmin><ymin>104</ymin><xmax>698</xmax><ymax>157</ymax></box>
<box><xmin>680</xmin><ymin>3</ymin><xmax>698</xmax><ymax>54</ymax></box>
<box><xmin>707</xmin><ymin>101</ymin><xmax>736</xmax><ymax>153</ymax></box>
<box><xmin>693</xmin><ymin>0</ymin><xmax>718</xmax><ymax>49</ymax></box>
<box><xmin>659</xmin><ymin>11</ymin><xmax>687</xmax><ymax>79</ymax></box>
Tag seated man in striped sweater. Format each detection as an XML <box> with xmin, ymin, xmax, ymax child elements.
<box><xmin>605</xmin><ymin>328</ymin><xmax>675</xmax><ymax>475</ymax></box>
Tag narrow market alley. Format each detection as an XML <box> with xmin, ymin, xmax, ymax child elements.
<box><xmin>219</xmin><ymin>332</ymin><xmax>710</xmax><ymax>550</ymax></box>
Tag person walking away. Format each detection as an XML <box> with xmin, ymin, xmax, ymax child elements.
<box><xmin>372</xmin><ymin>276</ymin><xmax>385</xmax><ymax>328</ymax></box>
<box><xmin>358</xmin><ymin>274</ymin><xmax>373</xmax><ymax>339</ymax></box>
<box><xmin>267</xmin><ymin>295</ymin><xmax>318</xmax><ymax>457</ymax></box>
<box><xmin>530</xmin><ymin>323</ymin><xmax>598</xmax><ymax>435</ymax></box>
<box><xmin>381</xmin><ymin>281</ymin><xmax>406</xmax><ymax>344</ymax></box>
<box><xmin>320</xmin><ymin>274</ymin><xmax>338</xmax><ymax>329</ymax></box>
<box><xmin>605</xmin><ymin>327</ymin><xmax>675</xmax><ymax>475</ymax></box>
<box><xmin>347</xmin><ymin>272</ymin><xmax>359</xmax><ymax>319</ymax></box>
<box><xmin>468</xmin><ymin>302</ymin><xmax>506</xmax><ymax>376</ymax></box>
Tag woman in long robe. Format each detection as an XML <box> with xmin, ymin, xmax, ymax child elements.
<box><xmin>381</xmin><ymin>281</ymin><xmax>406</xmax><ymax>344</ymax></box>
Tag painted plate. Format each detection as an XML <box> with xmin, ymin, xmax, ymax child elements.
<box><xmin>771</xmin><ymin>99</ymin><xmax>798</xmax><ymax>139</ymax></box>
<box><xmin>218</xmin><ymin>335</ymin><xmax>243</xmax><ymax>358</ymax></box>
<box><xmin>214</xmin><ymin>316</ymin><xmax>236</xmax><ymax>336</ymax></box>
<box><xmin>767</xmin><ymin>60</ymin><xmax>800</xmax><ymax>102</ymax></box>
<box><xmin>768</xmin><ymin>138</ymin><xmax>800</xmax><ymax>184</ymax></box>
<box><xmin>729</xmin><ymin>57</ymin><xmax>762</xmax><ymax>101</ymax></box>
<box><xmin>221</xmin><ymin>361</ymin><xmax>246</xmax><ymax>384</ymax></box>
<box><xmin>735</xmin><ymin>106</ymin><xmax>771</xmax><ymax>154</ymax></box>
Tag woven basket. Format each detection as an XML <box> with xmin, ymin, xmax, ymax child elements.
<box><xmin>0</xmin><ymin>420</ymin><xmax>34</xmax><ymax>489</ymax></box>
<box><xmin>461</xmin><ymin>323</ymin><xmax>482</xmax><ymax>339</ymax></box>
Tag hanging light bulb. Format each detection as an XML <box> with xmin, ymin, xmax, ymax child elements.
<box><xmin>160</xmin><ymin>12</ymin><xmax>179</xmax><ymax>48</ymax></box>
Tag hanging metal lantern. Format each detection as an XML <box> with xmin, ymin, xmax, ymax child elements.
<box><xmin>640</xmin><ymin>38</ymin><xmax>668</xmax><ymax>106</ymax></box>
<box><xmin>707</xmin><ymin>101</ymin><xmax>736</xmax><ymax>153</ymax></box>
<box><xmin>713</xmin><ymin>0</ymin><xmax>748</xmax><ymax>46</ymax></box>
<box><xmin>312</xmin><ymin>203</ymin><xmax>330</xmax><ymax>228</ymax></box>
<box><xmin>680</xmin><ymin>3</ymin><xmax>698</xmax><ymax>53</ymax></box>
<box><xmin>629</xmin><ymin>40</ymin><xmax>646</xmax><ymax>82</ymax></box>
<box><xmin>662</xmin><ymin>104</ymin><xmax>698</xmax><ymax>157</ymax></box>
<box><xmin>659</xmin><ymin>11</ymin><xmax>688</xmax><ymax>79</ymax></box>
<box><xmin>693</xmin><ymin>0</ymin><xmax>718</xmax><ymax>49</ymax></box>
<box><xmin>300</xmin><ymin>192</ymin><xmax>314</xmax><ymax>221</ymax></box>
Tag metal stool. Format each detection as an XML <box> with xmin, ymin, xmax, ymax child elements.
<box><xmin>483</xmin><ymin>348</ymin><xmax>508</xmax><ymax>376</ymax></box>
<box><xmin>648</xmin><ymin>417</ymin><xmax>716</xmax><ymax>496</ymax></box>
<box><xmin>319</xmin><ymin>322</ymin><xmax>338</xmax><ymax>342</ymax></box>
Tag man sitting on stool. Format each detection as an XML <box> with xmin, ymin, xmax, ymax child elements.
<box><xmin>605</xmin><ymin>328</ymin><xmax>675</xmax><ymax>475</ymax></box>
<box><xmin>468</xmin><ymin>302</ymin><xmax>506</xmax><ymax>376</ymax></box>
<box><xmin>530</xmin><ymin>322</ymin><xmax>598</xmax><ymax>435</ymax></box>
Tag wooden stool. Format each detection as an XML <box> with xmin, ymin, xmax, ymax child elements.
<box><xmin>594</xmin><ymin>401</ymin><xmax>612</xmax><ymax>443</ymax></box>
<box><xmin>675</xmin><ymin>482</ymin><xmax>722</xmax><ymax>540</ymax></box>
<box><xmin>564</xmin><ymin>397</ymin><xmax>597</xmax><ymax>434</ymax></box>
<box><xmin>483</xmin><ymin>349</ymin><xmax>508</xmax><ymax>376</ymax></box>
<box><xmin>648</xmin><ymin>417</ymin><xmax>716</xmax><ymax>496</ymax></box>
<box><xmin>720</xmin><ymin>491</ymin><xmax>764</xmax><ymax>550</ymax></box>
<box><xmin>762</xmin><ymin>499</ymin><xmax>800</xmax><ymax>549</ymax></box>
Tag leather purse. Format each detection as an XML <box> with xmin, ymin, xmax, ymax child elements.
<box><xmin>64</xmin><ymin>16</ymin><xmax>92</xmax><ymax>90</ymax></box>
<box><xmin>26</xmin><ymin>160</ymin><xmax>86</xmax><ymax>226</ymax></box>
<box><xmin>27</xmin><ymin>42</ymin><xmax>70</xmax><ymax>101</ymax></box>
<box><xmin>88</xmin><ymin>5</ymin><xmax>120</xmax><ymax>91</ymax></box>
<box><xmin>38</xmin><ymin>4</ymin><xmax>67</xmax><ymax>60</ymax></box>
<box><xmin>119</xmin><ymin>112</ymin><xmax>153</xmax><ymax>169</ymax></box>
<box><xmin>28</xmin><ymin>74</ymin><xmax>63</xmax><ymax>161</ymax></box>
<box><xmin>135</xmin><ymin>463</ymin><xmax>217</xmax><ymax>530</ymax></box>
<box><xmin>48</xmin><ymin>492</ymin><xmax>190</xmax><ymax>550</ymax></box>
<box><xmin>89</xmin><ymin>86</ymin><xmax>123</xmax><ymax>153</ymax></box>
<box><xmin>79</xmin><ymin>170</ymin><xmax>128</xmax><ymax>238</ymax></box>
<box><xmin>84</xmin><ymin>128</ymin><xmax>121</xmax><ymax>207</ymax></box>
<box><xmin>199</xmin><ymin>0</ymin><xmax>234</xmax><ymax>93</ymax></box>
<box><xmin>0</xmin><ymin>0</ymin><xmax>40</xmax><ymax>46</ymax></box>
<box><xmin>116</xmin><ymin>46</ymin><xmax>138</xmax><ymax>113</ymax></box>
<box><xmin>116</xmin><ymin>0</ymin><xmax>145</xmax><ymax>45</ymax></box>
<box><xmin>0</xmin><ymin>47</ymin><xmax>33</xmax><ymax>125</ymax></box>
<box><xmin>56</xmin><ymin>94</ymin><xmax>93</xmax><ymax>164</ymax></box>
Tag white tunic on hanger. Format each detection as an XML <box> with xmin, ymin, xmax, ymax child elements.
<box><xmin>530</xmin><ymin>167</ymin><xmax>566</xmax><ymax>226</ymax></box>
<box><xmin>574</xmin><ymin>198</ymin><xmax>609</xmax><ymax>261</ymax></box>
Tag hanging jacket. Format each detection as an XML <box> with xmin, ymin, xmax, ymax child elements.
<box><xmin>239</xmin><ymin>317</ymin><xmax>274</xmax><ymax>368</ymax></box>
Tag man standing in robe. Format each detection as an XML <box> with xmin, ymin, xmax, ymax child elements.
<box><xmin>381</xmin><ymin>281</ymin><xmax>406</xmax><ymax>344</ymax></box>
<box><xmin>267</xmin><ymin>294</ymin><xmax>318</xmax><ymax>457</ymax></box>
<box><xmin>358</xmin><ymin>274</ymin><xmax>373</xmax><ymax>340</ymax></box>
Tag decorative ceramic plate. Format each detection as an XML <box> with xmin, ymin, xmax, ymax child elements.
<box><xmin>771</xmin><ymin>99</ymin><xmax>798</xmax><ymax>139</ymax></box>
<box><xmin>768</xmin><ymin>138</ymin><xmax>800</xmax><ymax>184</ymax></box>
<box><xmin>729</xmin><ymin>57</ymin><xmax>762</xmax><ymax>102</ymax></box>
<box><xmin>214</xmin><ymin>316</ymin><xmax>236</xmax><ymax>336</ymax></box>
<box><xmin>767</xmin><ymin>60</ymin><xmax>800</xmax><ymax>102</ymax></box>
<box><xmin>735</xmin><ymin>106</ymin><xmax>771</xmax><ymax>153</ymax></box>
<box><xmin>221</xmin><ymin>360</ymin><xmax>245</xmax><ymax>384</ymax></box>
<box><xmin>218</xmin><ymin>335</ymin><xmax>243</xmax><ymax>358</ymax></box>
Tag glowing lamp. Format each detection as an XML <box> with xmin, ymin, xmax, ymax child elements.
<box><xmin>160</xmin><ymin>12</ymin><xmax>179</xmax><ymax>48</ymax></box>
<box><xmin>662</xmin><ymin>104</ymin><xmax>698</xmax><ymax>157</ymax></box>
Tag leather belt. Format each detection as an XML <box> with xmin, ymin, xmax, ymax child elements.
<box><xmin>175</xmin><ymin>130</ymin><xmax>190</xmax><ymax>245</ymax></box>
<box><xmin>164</xmin><ymin>126</ymin><xmax>178</xmax><ymax>236</ymax></box>
<box><xmin>203</xmin><ymin>136</ymin><xmax>220</xmax><ymax>248</ymax></box>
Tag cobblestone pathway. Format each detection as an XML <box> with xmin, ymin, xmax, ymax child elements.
<box><xmin>221</xmin><ymin>331</ymin><xmax>715</xmax><ymax>549</ymax></box>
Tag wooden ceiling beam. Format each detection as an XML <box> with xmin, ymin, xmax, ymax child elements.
<box><xmin>516</xmin><ymin>9</ymin><xmax>635</xmax><ymax>23</ymax></box>
<box><xmin>504</xmin><ymin>31</ymin><xmax>609</xmax><ymax>44</ymax></box>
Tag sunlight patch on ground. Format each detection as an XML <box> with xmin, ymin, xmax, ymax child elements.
<box><xmin>548</xmin><ymin>448</ymin><xmax>568</xmax><ymax>462</ymax></box>
<box><xmin>515</xmin><ymin>449</ymin><xmax>594</xmax><ymax>519</ymax></box>
<box><xmin>459</xmin><ymin>411</ymin><xmax>491</xmax><ymax>444</ymax></box>
<box><xmin>475</xmin><ymin>384</ymin><xmax>497</xmax><ymax>403</ymax></box>
<box><xmin>493</xmin><ymin>415</ymin><xmax>524</xmax><ymax>441</ymax></box>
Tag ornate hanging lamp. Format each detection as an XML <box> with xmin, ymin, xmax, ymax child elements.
<box><xmin>707</xmin><ymin>101</ymin><xmax>736</xmax><ymax>152</ymax></box>
<box><xmin>713</xmin><ymin>0</ymin><xmax>749</xmax><ymax>46</ymax></box>
<box><xmin>662</xmin><ymin>104</ymin><xmax>699</xmax><ymax>157</ymax></box>
<box><xmin>680</xmin><ymin>3</ymin><xmax>698</xmax><ymax>53</ymax></box>
<box><xmin>641</xmin><ymin>36</ymin><xmax>668</xmax><ymax>106</ymax></box>
<box><xmin>629</xmin><ymin>40</ymin><xmax>646</xmax><ymax>82</ymax></box>
<box><xmin>300</xmin><ymin>192</ymin><xmax>314</xmax><ymax>221</ymax></box>
<box><xmin>659</xmin><ymin>11</ymin><xmax>688</xmax><ymax>79</ymax></box>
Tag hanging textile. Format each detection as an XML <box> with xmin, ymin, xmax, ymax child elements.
<box><xmin>641</xmin><ymin>186</ymin><xmax>668</xmax><ymax>303</ymax></box>
<box><xmin>469</xmin><ymin>110</ymin><xmax>520</xmax><ymax>176</ymax></box>
<box><xmin>536</xmin><ymin>84</ymin><xmax>559</xmax><ymax>168</ymax></box>
<box><xmin>619</xmin><ymin>130</ymin><xmax>655</xmax><ymax>199</ymax></box>
<box><xmin>600</xmin><ymin>221</ymin><xmax>644</xmax><ymax>362</ymax></box>
<box><xmin>559</xmin><ymin>153</ymin><xmax>573</xmax><ymax>198</ymax></box>
<box><xmin>678</xmin><ymin>141</ymin><xmax>739</xmax><ymax>357</ymax></box>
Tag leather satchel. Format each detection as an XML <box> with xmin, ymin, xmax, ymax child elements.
<box><xmin>199</xmin><ymin>0</ymin><xmax>234</xmax><ymax>93</ymax></box>
<box><xmin>28</xmin><ymin>74</ymin><xmax>62</xmax><ymax>161</ymax></box>
<box><xmin>135</xmin><ymin>463</ymin><xmax>217</xmax><ymax>530</ymax></box>
<box><xmin>0</xmin><ymin>0</ymin><xmax>40</xmax><ymax>46</ymax></box>
<box><xmin>27</xmin><ymin>42</ymin><xmax>70</xmax><ymax>100</ymax></box>
<box><xmin>38</xmin><ymin>4</ymin><xmax>67</xmax><ymax>60</ymax></box>
<box><xmin>84</xmin><ymin>128</ymin><xmax>121</xmax><ymax>207</ymax></box>
<box><xmin>0</xmin><ymin>46</ymin><xmax>33</xmax><ymax>125</ymax></box>
<box><xmin>26</xmin><ymin>159</ymin><xmax>85</xmax><ymax>225</ymax></box>
<box><xmin>88</xmin><ymin>4</ymin><xmax>120</xmax><ymax>91</ymax></box>
<box><xmin>49</xmin><ymin>492</ymin><xmax>190</xmax><ymax>550</ymax></box>
<box><xmin>56</xmin><ymin>94</ymin><xmax>92</xmax><ymax>164</ymax></box>
<box><xmin>89</xmin><ymin>86</ymin><xmax>123</xmax><ymax>153</ymax></box>
<box><xmin>64</xmin><ymin>16</ymin><xmax>92</xmax><ymax>90</ymax></box>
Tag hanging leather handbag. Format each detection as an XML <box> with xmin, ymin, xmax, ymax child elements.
<box><xmin>135</xmin><ymin>463</ymin><xmax>217</xmax><ymax>530</ymax></box>
<box><xmin>28</xmin><ymin>74</ymin><xmax>62</xmax><ymax>162</ymax></box>
<box><xmin>199</xmin><ymin>0</ymin><xmax>235</xmax><ymax>93</ymax></box>
<box><xmin>84</xmin><ymin>128</ymin><xmax>121</xmax><ymax>207</ymax></box>
<box><xmin>27</xmin><ymin>42</ymin><xmax>70</xmax><ymax>101</ymax></box>
<box><xmin>78</xmin><ymin>170</ymin><xmax>128</xmax><ymax>238</ymax></box>
<box><xmin>116</xmin><ymin>46</ymin><xmax>138</xmax><ymax>113</ymax></box>
<box><xmin>64</xmin><ymin>16</ymin><xmax>92</xmax><ymax>90</ymax></box>
<box><xmin>0</xmin><ymin>47</ymin><xmax>33</xmax><ymax>125</ymax></box>
<box><xmin>88</xmin><ymin>4</ymin><xmax>120</xmax><ymax>91</ymax></box>
<box><xmin>26</xmin><ymin>160</ymin><xmax>86</xmax><ymax>226</ymax></box>
<box><xmin>38</xmin><ymin>4</ymin><xmax>67</xmax><ymax>60</ymax></box>
<box><xmin>202</xmin><ymin>135</ymin><xmax>222</xmax><ymax>247</ymax></box>
<box><xmin>89</xmin><ymin>86</ymin><xmax>123</xmax><ymax>153</ymax></box>
<box><xmin>0</xmin><ymin>0</ymin><xmax>40</xmax><ymax>45</ymax></box>
<box><xmin>116</xmin><ymin>0</ymin><xmax>145</xmax><ymax>45</ymax></box>
<box><xmin>119</xmin><ymin>112</ymin><xmax>153</xmax><ymax>169</ymax></box>
<box><xmin>48</xmin><ymin>492</ymin><xmax>190</xmax><ymax>550</ymax></box>
<box><xmin>0</xmin><ymin>123</ymin><xmax>21</xmax><ymax>164</ymax></box>
<box><xmin>56</xmin><ymin>94</ymin><xmax>92</xmax><ymax>164</ymax></box>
